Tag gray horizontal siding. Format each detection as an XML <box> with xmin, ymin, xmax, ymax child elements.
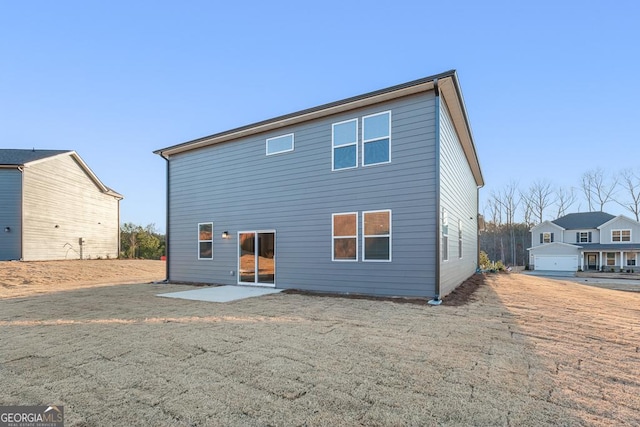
<box><xmin>168</xmin><ymin>92</ymin><xmax>439</xmax><ymax>296</ymax></box>
<box><xmin>0</xmin><ymin>169</ymin><xmax>22</xmax><ymax>260</ymax></box>
<box><xmin>438</xmin><ymin>96</ymin><xmax>479</xmax><ymax>296</ymax></box>
<box><xmin>22</xmin><ymin>155</ymin><xmax>120</xmax><ymax>261</ymax></box>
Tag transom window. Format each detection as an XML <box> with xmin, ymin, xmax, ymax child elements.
<box><xmin>363</xmin><ymin>210</ymin><xmax>391</xmax><ymax>261</ymax></box>
<box><xmin>362</xmin><ymin>111</ymin><xmax>391</xmax><ymax>166</ymax></box>
<box><xmin>332</xmin><ymin>119</ymin><xmax>358</xmax><ymax>170</ymax></box>
<box><xmin>266</xmin><ymin>133</ymin><xmax>294</xmax><ymax>155</ymax></box>
<box><xmin>332</xmin><ymin>213</ymin><xmax>357</xmax><ymax>261</ymax></box>
<box><xmin>612</xmin><ymin>229</ymin><xmax>631</xmax><ymax>242</ymax></box>
<box><xmin>198</xmin><ymin>223</ymin><xmax>213</xmax><ymax>260</ymax></box>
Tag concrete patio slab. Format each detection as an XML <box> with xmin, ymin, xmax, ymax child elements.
<box><xmin>157</xmin><ymin>285</ymin><xmax>283</xmax><ymax>303</ymax></box>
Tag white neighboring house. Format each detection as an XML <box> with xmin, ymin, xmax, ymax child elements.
<box><xmin>528</xmin><ymin>212</ymin><xmax>640</xmax><ymax>272</ymax></box>
<box><xmin>0</xmin><ymin>149</ymin><xmax>123</xmax><ymax>261</ymax></box>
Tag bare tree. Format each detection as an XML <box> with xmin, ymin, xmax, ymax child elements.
<box><xmin>555</xmin><ymin>186</ymin><xmax>577</xmax><ymax>218</ymax></box>
<box><xmin>616</xmin><ymin>169</ymin><xmax>640</xmax><ymax>221</ymax></box>
<box><xmin>496</xmin><ymin>182</ymin><xmax>520</xmax><ymax>265</ymax></box>
<box><xmin>522</xmin><ymin>180</ymin><xmax>555</xmax><ymax>223</ymax></box>
<box><xmin>581</xmin><ymin>168</ymin><xmax>617</xmax><ymax>211</ymax></box>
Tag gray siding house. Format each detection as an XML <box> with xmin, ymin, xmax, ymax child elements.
<box><xmin>528</xmin><ymin>212</ymin><xmax>640</xmax><ymax>272</ymax></box>
<box><xmin>0</xmin><ymin>149</ymin><xmax>122</xmax><ymax>261</ymax></box>
<box><xmin>155</xmin><ymin>70</ymin><xmax>484</xmax><ymax>298</ymax></box>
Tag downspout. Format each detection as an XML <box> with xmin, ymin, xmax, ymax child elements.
<box><xmin>160</xmin><ymin>152</ymin><xmax>170</xmax><ymax>282</ymax></box>
<box><xmin>428</xmin><ymin>79</ymin><xmax>442</xmax><ymax>305</ymax></box>
<box><xmin>19</xmin><ymin>166</ymin><xmax>24</xmax><ymax>261</ymax></box>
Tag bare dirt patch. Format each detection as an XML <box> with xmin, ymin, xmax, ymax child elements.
<box><xmin>0</xmin><ymin>269</ymin><xmax>638</xmax><ymax>426</ymax></box>
<box><xmin>0</xmin><ymin>260</ymin><xmax>165</xmax><ymax>298</ymax></box>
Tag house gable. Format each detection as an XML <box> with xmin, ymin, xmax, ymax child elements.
<box><xmin>598</xmin><ymin>215</ymin><xmax>640</xmax><ymax>244</ymax></box>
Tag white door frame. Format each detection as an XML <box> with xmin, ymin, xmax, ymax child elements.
<box><xmin>237</xmin><ymin>230</ymin><xmax>276</xmax><ymax>287</ymax></box>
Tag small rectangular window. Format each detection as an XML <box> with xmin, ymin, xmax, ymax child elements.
<box><xmin>458</xmin><ymin>219</ymin><xmax>463</xmax><ymax>259</ymax></box>
<box><xmin>363</xmin><ymin>210</ymin><xmax>391</xmax><ymax>261</ymax></box>
<box><xmin>579</xmin><ymin>232</ymin><xmax>590</xmax><ymax>243</ymax></box>
<box><xmin>198</xmin><ymin>223</ymin><xmax>213</xmax><ymax>260</ymax></box>
<box><xmin>442</xmin><ymin>208</ymin><xmax>449</xmax><ymax>261</ymax></box>
<box><xmin>332</xmin><ymin>213</ymin><xmax>357</xmax><ymax>261</ymax></box>
<box><xmin>266</xmin><ymin>133</ymin><xmax>294</xmax><ymax>155</ymax></box>
<box><xmin>332</xmin><ymin>119</ymin><xmax>358</xmax><ymax>170</ymax></box>
<box><xmin>362</xmin><ymin>111</ymin><xmax>391</xmax><ymax>166</ymax></box>
<box><xmin>542</xmin><ymin>232</ymin><xmax>552</xmax><ymax>244</ymax></box>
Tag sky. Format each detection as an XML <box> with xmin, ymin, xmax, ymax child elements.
<box><xmin>2</xmin><ymin>1</ymin><xmax>639</xmax><ymax>232</ymax></box>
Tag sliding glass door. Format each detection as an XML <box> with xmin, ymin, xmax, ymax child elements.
<box><xmin>238</xmin><ymin>231</ymin><xmax>275</xmax><ymax>286</ymax></box>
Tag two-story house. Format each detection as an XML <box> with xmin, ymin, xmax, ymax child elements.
<box><xmin>0</xmin><ymin>149</ymin><xmax>122</xmax><ymax>261</ymax></box>
<box><xmin>528</xmin><ymin>212</ymin><xmax>640</xmax><ymax>272</ymax></box>
<box><xmin>154</xmin><ymin>70</ymin><xmax>484</xmax><ymax>299</ymax></box>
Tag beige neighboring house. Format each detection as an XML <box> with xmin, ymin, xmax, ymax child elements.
<box><xmin>0</xmin><ymin>149</ymin><xmax>123</xmax><ymax>261</ymax></box>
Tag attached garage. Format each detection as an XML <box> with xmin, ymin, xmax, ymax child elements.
<box><xmin>534</xmin><ymin>255</ymin><xmax>578</xmax><ymax>272</ymax></box>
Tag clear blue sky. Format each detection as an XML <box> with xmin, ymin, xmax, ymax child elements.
<box><xmin>2</xmin><ymin>1</ymin><xmax>639</xmax><ymax>231</ymax></box>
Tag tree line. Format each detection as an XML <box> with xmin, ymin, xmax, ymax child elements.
<box><xmin>120</xmin><ymin>223</ymin><xmax>165</xmax><ymax>259</ymax></box>
<box><xmin>481</xmin><ymin>167</ymin><xmax>640</xmax><ymax>266</ymax></box>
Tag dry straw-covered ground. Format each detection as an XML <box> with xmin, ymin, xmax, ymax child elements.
<box><xmin>0</xmin><ymin>261</ymin><xmax>639</xmax><ymax>426</ymax></box>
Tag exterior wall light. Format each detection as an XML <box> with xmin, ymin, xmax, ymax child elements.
<box><xmin>4</xmin><ymin>227</ymin><xmax>10</xmax><ymax>232</ymax></box>
<box><xmin>222</xmin><ymin>231</ymin><xmax>230</xmax><ymax>239</ymax></box>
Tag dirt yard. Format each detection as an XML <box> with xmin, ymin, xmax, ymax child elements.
<box><xmin>0</xmin><ymin>263</ymin><xmax>638</xmax><ymax>426</ymax></box>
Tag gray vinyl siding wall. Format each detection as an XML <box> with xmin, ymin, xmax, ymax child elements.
<box><xmin>438</xmin><ymin>96</ymin><xmax>479</xmax><ymax>296</ymax></box>
<box><xmin>599</xmin><ymin>218</ymin><xmax>640</xmax><ymax>244</ymax></box>
<box><xmin>168</xmin><ymin>92</ymin><xmax>439</xmax><ymax>297</ymax></box>
<box><xmin>0</xmin><ymin>169</ymin><xmax>22</xmax><ymax>260</ymax></box>
<box><xmin>22</xmin><ymin>155</ymin><xmax>120</xmax><ymax>261</ymax></box>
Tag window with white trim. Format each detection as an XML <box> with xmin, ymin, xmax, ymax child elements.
<box><xmin>577</xmin><ymin>231</ymin><xmax>592</xmax><ymax>243</ymax></box>
<box><xmin>266</xmin><ymin>133</ymin><xmax>294</xmax><ymax>155</ymax></box>
<box><xmin>541</xmin><ymin>232</ymin><xmax>554</xmax><ymax>244</ymax></box>
<box><xmin>363</xmin><ymin>210</ymin><xmax>391</xmax><ymax>261</ymax></box>
<box><xmin>458</xmin><ymin>219</ymin><xmax>463</xmax><ymax>259</ymax></box>
<box><xmin>332</xmin><ymin>213</ymin><xmax>357</xmax><ymax>261</ymax></box>
<box><xmin>607</xmin><ymin>252</ymin><xmax>616</xmax><ymax>266</ymax></box>
<box><xmin>612</xmin><ymin>229</ymin><xmax>631</xmax><ymax>242</ymax></box>
<box><xmin>332</xmin><ymin>119</ymin><xmax>358</xmax><ymax>170</ymax></box>
<box><xmin>442</xmin><ymin>208</ymin><xmax>449</xmax><ymax>261</ymax></box>
<box><xmin>198</xmin><ymin>223</ymin><xmax>213</xmax><ymax>260</ymax></box>
<box><xmin>362</xmin><ymin>111</ymin><xmax>391</xmax><ymax>166</ymax></box>
<box><xmin>627</xmin><ymin>253</ymin><xmax>636</xmax><ymax>266</ymax></box>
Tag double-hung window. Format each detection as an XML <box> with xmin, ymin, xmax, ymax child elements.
<box><xmin>627</xmin><ymin>253</ymin><xmax>637</xmax><ymax>266</ymax></box>
<box><xmin>332</xmin><ymin>213</ymin><xmax>357</xmax><ymax>261</ymax></box>
<box><xmin>607</xmin><ymin>252</ymin><xmax>616</xmax><ymax>266</ymax></box>
<box><xmin>612</xmin><ymin>229</ymin><xmax>631</xmax><ymax>242</ymax></box>
<box><xmin>266</xmin><ymin>133</ymin><xmax>294</xmax><ymax>155</ymax></box>
<box><xmin>198</xmin><ymin>223</ymin><xmax>213</xmax><ymax>260</ymax></box>
<box><xmin>363</xmin><ymin>210</ymin><xmax>391</xmax><ymax>261</ymax></box>
<box><xmin>458</xmin><ymin>219</ymin><xmax>463</xmax><ymax>259</ymax></box>
<box><xmin>442</xmin><ymin>208</ymin><xmax>449</xmax><ymax>261</ymax></box>
<box><xmin>362</xmin><ymin>111</ymin><xmax>391</xmax><ymax>166</ymax></box>
<box><xmin>577</xmin><ymin>232</ymin><xmax>591</xmax><ymax>243</ymax></box>
<box><xmin>332</xmin><ymin>119</ymin><xmax>358</xmax><ymax>170</ymax></box>
<box><xmin>541</xmin><ymin>232</ymin><xmax>553</xmax><ymax>244</ymax></box>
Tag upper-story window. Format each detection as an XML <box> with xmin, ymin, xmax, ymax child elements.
<box><xmin>612</xmin><ymin>229</ymin><xmax>631</xmax><ymax>242</ymax></box>
<box><xmin>266</xmin><ymin>133</ymin><xmax>294</xmax><ymax>155</ymax></box>
<box><xmin>362</xmin><ymin>111</ymin><xmax>391</xmax><ymax>166</ymax></box>
<box><xmin>332</xmin><ymin>119</ymin><xmax>358</xmax><ymax>170</ymax></box>
<box><xmin>541</xmin><ymin>232</ymin><xmax>554</xmax><ymax>244</ymax></box>
<box><xmin>577</xmin><ymin>232</ymin><xmax>592</xmax><ymax>243</ymax></box>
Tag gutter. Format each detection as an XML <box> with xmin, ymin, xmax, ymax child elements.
<box><xmin>159</xmin><ymin>153</ymin><xmax>170</xmax><ymax>282</ymax></box>
<box><xmin>429</xmin><ymin>79</ymin><xmax>442</xmax><ymax>306</ymax></box>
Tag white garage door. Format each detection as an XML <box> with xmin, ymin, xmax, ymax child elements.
<box><xmin>534</xmin><ymin>255</ymin><xmax>578</xmax><ymax>272</ymax></box>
